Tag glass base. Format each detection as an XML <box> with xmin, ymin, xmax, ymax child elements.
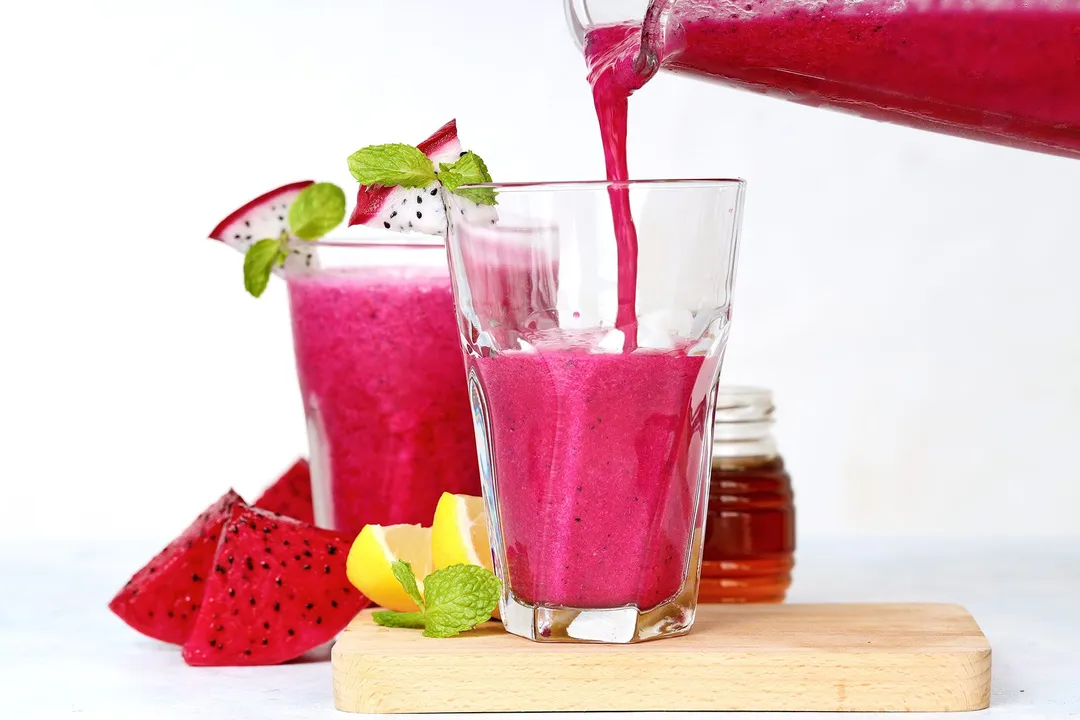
<box><xmin>500</xmin><ymin>594</ymin><xmax>697</xmax><ymax>643</ymax></box>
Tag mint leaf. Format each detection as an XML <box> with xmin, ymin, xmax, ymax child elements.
<box><xmin>437</xmin><ymin>167</ymin><xmax>463</xmax><ymax>192</ymax></box>
<box><xmin>421</xmin><ymin>564</ymin><xmax>501</xmax><ymax>638</ymax></box>
<box><xmin>376</xmin><ymin>562</ymin><xmax>501</xmax><ymax>638</ymax></box>
<box><xmin>288</xmin><ymin>182</ymin><xmax>345</xmax><ymax>240</ymax></box>
<box><xmin>390</xmin><ymin>560</ymin><xmax>425</xmax><ymax>611</ymax></box>
<box><xmin>243</xmin><ymin>238</ymin><xmax>284</xmax><ymax>298</ymax></box>
<box><xmin>440</xmin><ymin>151</ymin><xmax>492</xmax><ymax>188</ymax></box>
<box><xmin>347</xmin><ymin>144</ymin><xmax>437</xmax><ymax>188</ymax></box>
<box><xmin>439</xmin><ymin>151</ymin><xmax>497</xmax><ymax>206</ymax></box>
<box><xmin>372</xmin><ymin>611</ymin><xmax>427</xmax><ymax>629</ymax></box>
<box><xmin>452</xmin><ymin>186</ymin><xmax>498</xmax><ymax>206</ymax></box>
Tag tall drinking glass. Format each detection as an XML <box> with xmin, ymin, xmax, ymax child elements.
<box><xmin>444</xmin><ymin>179</ymin><xmax>745</xmax><ymax>643</ymax></box>
<box><xmin>285</xmin><ymin>239</ymin><xmax>481</xmax><ymax>535</ymax></box>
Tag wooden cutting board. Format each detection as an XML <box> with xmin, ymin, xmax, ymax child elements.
<box><xmin>332</xmin><ymin>603</ymin><xmax>991</xmax><ymax>714</ymax></box>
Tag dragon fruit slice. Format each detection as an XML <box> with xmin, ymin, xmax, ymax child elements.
<box><xmin>109</xmin><ymin>490</ymin><xmax>245</xmax><ymax>645</ymax></box>
<box><xmin>209</xmin><ymin>180</ymin><xmax>319</xmax><ymax>274</ymax></box>
<box><xmin>349</xmin><ymin>119</ymin><xmax>497</xmax><ymax>235</ymax></box>
<box><xmin>181</xmin><ymin>505</ymin><xmax>369</xmax><ymax>666</ymax></box>
<box><xmin>253</xmin><ymin>458</ymin><xmax>314</xmax><ymax>525</ymax></box>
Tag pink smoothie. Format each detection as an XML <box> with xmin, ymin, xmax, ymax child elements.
<box><xmin>474</xmin><ymin>345</ymin><xmax>713</xmax><ymax>609</ymax></box>
<box><xmin>287</xmin><ymin>267</ymin><xmax>480</xmax><ymax>535</ymax></box>
<box><xmin>586</xmin><ymin>1</ymin><xmax>1080</xmax><ymax>159</ymax></box>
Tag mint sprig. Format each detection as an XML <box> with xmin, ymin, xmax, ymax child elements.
<box><xmin>422</xmin><ymin>564</ymin><xmax>502</xmax><ymax>638</ymax></box>
<box><xmin>439</xmin><ymin>151</ymin><xmax>497</xmax><ymax>206</ymax></box>
<box><xmin>242</xmin><ymin>182</ymin><xmax>345</xmax><ymax>298</ymax></box>
<box><xmin>243</xmin><ymin>235</ymin><xmax>287</xmax><ymax>298</ymax></box>
<box><xmin>391</xmin><ymin>560</ymin><xmax>425</xmax><ymax>611</ymax></box>
<box><xmin>288</xmin><ymin>182</ymin><xmax>346</xmax><ymax>240</ymax></box>
<box><xmin>346</xmin><ymin>144</ymin><xmax>497</xmax><ymax>206</ymax></box>
<box><xmin>347</xmin><ymin>144</ymin><xmax>438</xmax><ymax>188</ymax></box>
<box><xmin>372</xmin><ymin>560</ymin><xmax>501</xmax><ymax>638</ymax></box>
<box><xmin>371</xmin><ymin>611</ymin><xmax>427</xmax><ymax>629</ymax></box>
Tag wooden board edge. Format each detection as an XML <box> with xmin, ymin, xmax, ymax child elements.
<box><xmin>332</xmin><ymin>604</ymin><xmax>994</xmax><ymax>714</ymax></box>
<box><xmin>332</xmin><ymin>646</ymin><xmax>993</xmax><ymax>714</ymax></box>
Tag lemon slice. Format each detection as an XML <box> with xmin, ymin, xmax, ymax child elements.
<box><xmin>346</xmin><ymin>523</ymin><xmax>433</xmax><ymax>612</ymax></box>
<box><xmin>431</xmin><ymin>493</ymin><xmax>493</xmax><ymax>571</ymax></box>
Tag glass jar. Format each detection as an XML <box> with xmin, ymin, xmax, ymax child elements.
<box><xmin>699</xmin><ymin>386</ymin><xmax>795</xmax><ymax>603</ymax></box>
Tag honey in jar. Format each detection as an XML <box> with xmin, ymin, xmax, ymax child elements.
<box><xmin>699</xmin><ymin>386</ymin><xmax>795</xmax><ymax>603</ymax></box>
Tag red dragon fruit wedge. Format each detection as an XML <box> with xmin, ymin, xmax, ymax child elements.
<box><xmin>181</xmin><ymin>505</ymin><xmax>369</xmax><ymax>666</ymax></box>
<box><xmin>349</xmin><ymin>119</ymin><xmax>497</xmax><ymax>235</ymax></box>
<box><xmin>253</xmin><ymin>458</ymin><xmax>314</xmax><ymax>525</ymax></box>
<box><xmin>109</xmin><ymin>490</ymin><xmax>245</xmax><ymax>645</ymax></box>
<box><xmin>209</xmin><ymin>180</ymin><xmax>318</xmax><ymax>274</ymax></box>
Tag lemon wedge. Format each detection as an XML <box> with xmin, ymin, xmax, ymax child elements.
<box><xmin>346</xmin><ymin>523</ymin><xmax>433</xmax><ymax>612</ymax></box>
<box><xmin>431</xmin><ymin>493</ymin><xmax>492</xmax><ymax>572</ymax></box>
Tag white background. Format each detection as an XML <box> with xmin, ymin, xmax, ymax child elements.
<box><xmin>2</xmin><ymin>0</ymin><xmax>1079</xmax><ymax>542</ymax></box>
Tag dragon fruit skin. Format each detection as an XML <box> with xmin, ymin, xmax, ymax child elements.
<box><xmin>252</xmin><ymin>458</ymin><xmax>315</xmax><ymax>525</ymax></box>
<box><xmin>181</xmin><ymin>505</ymin><xmax>369</xmax><ymax>666</ymax></box>
<box><xmin>108</xmin><ymin>490</ymin><xmax>245</xmax><ymax>645</ymax></box>
<box><xmin>209</xmin><ymin>180</ymin><xmax>318</xmax><ymax>274</ymax></box>
<box><xmin>349</xmin><ymin>119</ymin><xmax>498</xmax><ymax>235</ymax></box>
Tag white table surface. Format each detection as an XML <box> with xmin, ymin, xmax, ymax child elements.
<box><xmin>2</xmin><ymin>536</ymin><xmax>1077</xmax><ymax>719</ymax></box>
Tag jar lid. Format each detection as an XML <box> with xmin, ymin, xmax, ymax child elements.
<box><xmin>714</xmin><ymin>386</ymin><xmax>774</xmax><ymax>425</ymax></box>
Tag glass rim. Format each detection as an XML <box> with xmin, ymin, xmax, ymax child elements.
<box><xmin>294</xmin><ymin>179</ymin><xmax>746</xmax><ymax>247</ymax></box>
<box><xmin>296</xmin><ymin>236</ymin><xmax>447</xmax><ymax>249</ymax></box>
<box><xmin>456</xmin><ymin>178</ymin><xmax>747</xmax><ymax>192</ymax></box>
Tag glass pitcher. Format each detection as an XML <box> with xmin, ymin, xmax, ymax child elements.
<box><xmin>567</xmin><ymin>0</ymin><xmax>1080</xmax><ymax>159</ymax></box>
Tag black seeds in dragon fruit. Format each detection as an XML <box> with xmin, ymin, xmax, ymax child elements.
<box><xmin>108</xmin><ymin>490</ymin><xmax>245</xmax><ymax>645</ymax></box>
<box><xmin>349</xmin><ymin>120</ymin><xmax>499</xmax><ymax>235</ymax></box>
<box><xmin>181</xmin><ymin>505</ymin><xmax>369</xmax><ymax>666</ymax></box>
<box><xmin>208</xmin><ymin>181</ymin><xmax>318</xmax><ymax>275</ymax></box>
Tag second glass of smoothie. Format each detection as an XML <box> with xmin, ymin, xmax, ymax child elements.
<box><xmin>444</xmin><ymin>179</ymin><xmax>745</xmax><ymax>643</ymax></box>
<box><xmin>285</xmin><ymin>239</ymin><xmax>480</xmax><ymax>536</ymax></box>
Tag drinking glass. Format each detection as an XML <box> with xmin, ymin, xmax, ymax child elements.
<box><xmin>285</xmin><ymin>239</ymin><xmax>481</xmax><ymax>535</ymax></box>
<box><xmin>444</xmin><ymin>179</ymin><xmax>745</xmax><ymax>642</ymax></box>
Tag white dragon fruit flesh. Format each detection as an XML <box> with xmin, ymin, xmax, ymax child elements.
<box><xmin>349</xmin><ymin>119</ymin><xmax>498</xmax><ymax>235</ymax></box>
<box><xmin>208</xmin><ymin>180</ymin><xmax>319</xmax><ymax>275</ymax></box>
